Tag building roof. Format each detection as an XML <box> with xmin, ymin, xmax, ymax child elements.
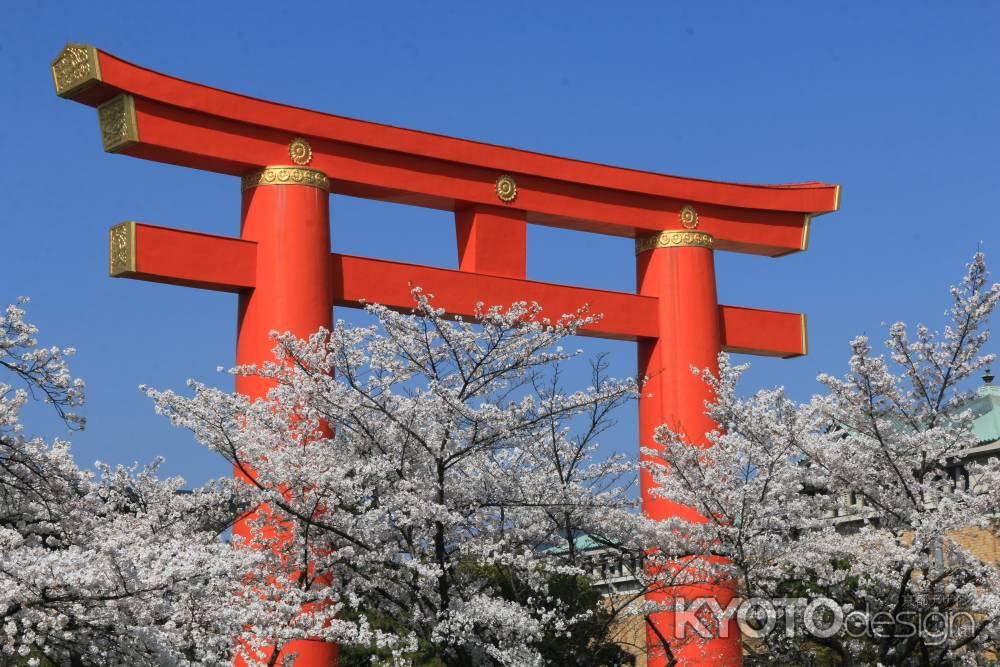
<box><xmin>971</xmin><ymin>372</ymin><xmax>1000</xmax><ymax>445</ymax></box>
<box><xmin>543</xmin><ymin>533</ymin><xmax>619</xmax><ymax>555</ymax></box>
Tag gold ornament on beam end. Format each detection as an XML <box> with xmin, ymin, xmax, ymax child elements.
<box><xmin>495</xmin><ymin>174</ymin><xmax>517</xmax><ymax>203</ymax></box>
<box><xmin>51</xmin><ymin>44</ymin><xmax>102</xmax><ymax>98</ymax></box>
<box><xmin>801</xmin><ymin>214</ymin><xmax>812</xmax><ymax>251</ymax></box>
<box><xmin>288</xmin><ymin>137</ymin><xmax>313</xmax><ymax>166</ymax></box>
<box><xmin>109</xmin><ymin>222</ymin><xmax>136</xmax><ymax>277</ymax></box>
<box><xmin>97</xmin><ymin>93</ymin><xmax>139</xmax><ymax>153</ymax></box>
<box><xmin>679</xmin><ymin>205</ymin><xmax>699</xmax><ymax>229</ymax></box>
<box><xmin>800</xmin><ymin>314</ymin><xmax>809</xmax><ymax>356</ymax></box>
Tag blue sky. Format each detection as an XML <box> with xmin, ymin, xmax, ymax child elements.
<box><xmin>2</xmin><ymin>2</ymin><xmax>997</xmax><ymax>487</ymax></box>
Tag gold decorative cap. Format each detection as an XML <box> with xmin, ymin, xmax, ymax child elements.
<box><xmin>98</xmin><ymin>94</ymin><xmax>139</xmax><ymax>153</ymax></box>
<box><xmin>241</xmin><ymin>166</ymin><xmax>330</xmax><ymax>192</ymax></box>
<box><xmin>679</xmin><ymin>205</ymin><xmax>699</xmax><ymax>229</ymax></box>
<box><xmin>495</xmin><ymin>174</ymin><xmax>517</xmax><ymax>203</ymax></box>
<box><xmin>635</xmin><ymin>230</ymin><xmax>714</xmax><ymax>254</ymax></box>
<box><xmin>288</xmin><ymin>137</ymin><xmax>312</xmax><ymax>165</ymax></box>
<box><xmin>109</xmin><ymin>222</ymin><xmax>136</xmax><ymax>276</ymax></box>
<box><xmin>52</xmin><ymin>44</ymin><xmax>102</xmax><ymax>98</ymax></box>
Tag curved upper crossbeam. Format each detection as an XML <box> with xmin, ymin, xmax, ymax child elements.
<box><xmin>53</xmin><ymin>44</ymin><xmax>839</xmax><ymax>256</ymax></box>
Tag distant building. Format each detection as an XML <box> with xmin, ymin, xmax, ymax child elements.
<box><xmin>827</xmin><ymin>370</ymin><xmax>1000</xmax><ymax>566</ymax></box>
<box><xmin>546</xmin><ymin>533</ymin><xmax>644</xmax><ymax>596</ymax></box>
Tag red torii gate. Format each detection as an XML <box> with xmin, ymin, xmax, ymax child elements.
<box><xmin>52</xmin><ymin>44</ymin><xmax>839</xmax><ymax>666</ymax></box>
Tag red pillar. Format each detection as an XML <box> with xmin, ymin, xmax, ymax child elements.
<box><xmin>636</xmin><ymin>229</ymin><xmax>740</xmax><ymax>666</ymax></box>
<box><xmin>235</xmin><ymin>165</ymin><xmax>337</xmax><ymax>666</ymax></box>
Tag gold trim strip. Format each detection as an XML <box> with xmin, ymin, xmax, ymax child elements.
<box><xmin>833</xmin><ymin>184</ymin><xmax>842</xmax><ymax>212</ymax></box>
<box><xmin>52</xmin><ymin>44</ymin><xmax>102</xmax><ymax>98</ymax></box>
<box><xmin>801</xmin><ymin>214</ymin><xmax>812</xmax><ymax>251</ymax></box>
<box><xmin>109</xmin><ymin>222</ymin><xmax>136</xmax><ymax>277</ymax></box>
<box><xmin>800</xmin><ymin>314</ymin><xmax>809</xmax><ymax>356</ymax></box>
<box><xmin>241</xmin><ymin>166</ymin><xmax>330</xmax><ymax>192</ymax></box>
<box><xmin>635</xmin><ymin>230</ymin><xmax>714</xmax><ymax>254</ymax></box>
<box><xmin>97</xmin><ymin>93</ymin><xmax>139</xmax><ymax>153</ymax></box>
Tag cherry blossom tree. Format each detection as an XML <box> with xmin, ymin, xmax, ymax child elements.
<box><xmin>149</xmin><ymin>294</ymin><xmax>689</xmax><ymax>666</ymax></box>
<box><xmin>0</xmin><ymin>299</ymin><xmax>255</xmax><ymax>666</ymax></box>
<box><xmin>649</xmin><ymin>253</ymin><xmax>1000</xmax><ymax>666</ymax></box>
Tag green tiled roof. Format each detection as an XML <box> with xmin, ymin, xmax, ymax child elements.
<box><xmin>971</xmin><ymin>382</ymin><xmax>1000</xmax><ymax>445</ymax></box>
<box><xmin>543</xmin><ymin>533</ymin><xmax>618</xmax><ymax>555</ymax></box>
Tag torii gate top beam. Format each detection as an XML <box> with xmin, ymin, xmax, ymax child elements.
<box><xmin>53</xmin><ymin>44</ymin><xmax>838</xmax><ymax>256</ymax></box>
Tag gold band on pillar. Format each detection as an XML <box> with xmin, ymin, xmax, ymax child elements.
<box><xmin>635</xmin><ymin>230</ymin><xmax>714</xmax><ymax>254</ymax></box>
<box><xmin>241</xmin><ymin>166</ymin><xmax>330</xmax><ymax>192</ymax></box>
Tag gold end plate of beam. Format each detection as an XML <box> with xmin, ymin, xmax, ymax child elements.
<box><xmin>801</xmin><ymin>214</ymin><xmax>812</xmax><ymax>251</ymax></box>
<box><xmin>51</xmin><ymin>44</ymin><xmax>102</xmax><ymax>98</ymax></box>
<box><xmin>800</xmin><ymin>313</ymin><xmax>809</xmax><ymax>357</ymax></box>
<box><xmin>97</xmin><ymin>94</ymin><xmax>139</xmax><ymax>153</ymax></box>
<box><xmin>109</xmin><ymin>222</ymin><xmax>136</xmax><ymax>277</ymax></box>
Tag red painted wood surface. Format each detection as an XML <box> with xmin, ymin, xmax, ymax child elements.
<box><xmin>63</xmin><ymin>47</ymin><xmax>837</xmax><ymax>255</ymax></box>
<box><xmin>113</xmin><ymin>223</ymin><xmax>807</xmax><ymax>357</ymax></box>
<box><xmin>455</xmin><ymin>205</ymin><xmax>526</xmax><ymax>278</ymax></box>
<box><xmin>125</xmin><ymin>223</ymin><xmax>256</xmax><ymax>291</ymax></box>
<box><xmin>719</xmin><ymin>304</ymin><xmax>805</xmax><ymax>359</ymax></box>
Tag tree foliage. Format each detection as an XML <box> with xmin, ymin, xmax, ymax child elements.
<box><xmin>650</xmin><ymin>253</ymin><xmax>1000</xmax><ymax>666</ymax></box>
<box><xmin>9</xmin><ymin>253</ymin><xmax>997</xmax><ymax>665</ymax></box>
<box><xmin>150</xmin><ymin>294</ymin><xmax>670</xmax><ymax>666</ymax></box>
<box><xmin>0</xmin><ymin>300</ymin><xmax>255</xmax><ymax>665</ymax></box>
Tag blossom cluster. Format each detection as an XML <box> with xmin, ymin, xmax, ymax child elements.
<box><xmin>0</xmin><ymin>300</ymin><xmax>257</xmax><ymax>665</ymax></box>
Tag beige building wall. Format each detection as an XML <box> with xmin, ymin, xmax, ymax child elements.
<box><xmin>951</xmin><ymin>524</ymin><xmax>1000</xmax><ymax>563</ymax></box>
<box><xmin>609</xmin><ymin>611</ymin><xmax>646</xmax><ymax>667</ymax></box>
